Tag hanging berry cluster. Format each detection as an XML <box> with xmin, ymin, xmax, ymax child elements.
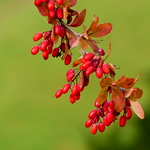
<box><xmin>31</xmin><ymin>0</ymin><xmax>145</xmax><ymax>134</ymax></box>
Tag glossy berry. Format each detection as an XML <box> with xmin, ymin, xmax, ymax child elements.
<box><xmin>56</xmin><ymin>0</ymin><xmax>64</xmax><ymax>5</ymax></box>
<box><xmin>55</xmin><ymin>89</ymin><xmax>63</xmax><ymax>98</ymax></box>
<box><xmin>70</xmin><ymin>94</ymin><xmax>76</xmax><ymax>104</ymax></box>
<box><xmin>103</xmin><ymin>116</ymin><xmax>110</xmax><ymax>126</ymax></box>
<box><xmin>102</xmin><ymin>102</ymin><xmax>109</xmax><ymax>111</ymax></box>
<box><xmin>109</xmin><ymin>100</ymin><xmax>114</xmax><ymax>109</ymax></box>
<box><xmin>85</xmin><ymin>119</ymin><xmax>93</xmax><ymax>128</ymax></box>
<box><xmin>59</xmin><ymin>26</ymin><xmax>66</xmax><ymax>37</ymax></box>
<box><xmin>62</xmin><ymin>84</ymin><xmax>71</xmax><ymax>93</ymax></box>
<box><xmin>119</xmin><ymin>116</ymin><xmax>126</xmax><ymax>127</ymax></box>
<box><xmin>125</xmin><ymin>107</ymin><xmax>132</xmax><ymax>120</ymax></box>
<box><xmin>94</xmin><ymin>98</ymin><xmax>101</xmax><ymax>108</ymax></box>
<box><xmin>98</xmin><ymin>122</ymin><xmax>105</xmax><ymax>132</ymax></box>
<box><xmin>88</xmin><ymin>110</ymin><xmax>97</xmax><ymax>119</ymax></box>
<box><xmin>39</xmin><ymin>40</ymin><xmax>49</xmax><ymax>51</ymax></box>
<box><xmin>67</xmin><ymin>73</ymin><xmax>75</xmax><ymax>82</ymax></box>
<box><xmin>72</xmin><ymin>84</ymin><xmax>79</xmax><ymax>95</ymax></box>
<box><xmin>82</xmin><ymin>61</ymin><xmax>92</xmax><ymax>70</ymax></box>
<box><xmin>66</xmin><ymin>69</ymin><xmax>74</xmax><ymax>77</ymax></box>
<box><xmin>42</xmin><ymin>50</ymin><xmax>49</xmax><ymax>58</ymax></box>
<box><xmin>106</xmin><ymin>112</ymin><xmax>114</xmax><ymax>123</ymax></box>
<box><xmin>85</xmin><ymin>66</ymin><xmax>94</xmax><ymax>75</ymax></box>
<box><xmin>33</xmin><ymin>32</ymin><xmax>43</xmax><ymax>41</ymax></box>
<box><xmin>90</xmin><ymin>124</ymin><xmax>98</xmax><ymax>134</ymax></box>
<box><xmin>52</xmin><ymin>47</ymin><xmax>59</xmax><ymax>57</ymax></box>
<box><xmin>56</xmin><ymin>8</ymin><xmax>63</xmax><ymax>19</ymax></box>
<box><xmin>49</xmin><ymin>10</ymin><xmax>55</xmax><ymax>18</ymax></box>
<box><xmin>42</xmin><ymin>0</ymin><xmax>48</xmax><ymax>2</ymax></box>
<box><xmin>102</xmin><ymin>63</ymin><xmax>110</xmax><ymax>74</ymax></box>
<box><xmin>98</xmin><ymin>48</ymin><xmax>105</xmax><ymax>56</ymax></box>
<box><xmin>64</xmin><ymin>54</ymin><xmax>72</xmax><ymax>65</ymax></box>
<box><xmin>54</xmin><ymin>25</ymin><xmax>61</xmax><ymax>35</ymax></box>
<box><xmin>47</xmin><ymin>45</ymin><xmax>52</xmax><ymax>54</ymax></box>
<box><xmin>31</xmin><ymin>46</ymin><xmax>39</xmax><ymax>55</ymax></box>
<box><xmin>34</xmin><ymin>0</ymin><xmax>42</xmax><ymax>6</ymax></box>
<box><xmin>84</xmin><ymin>53</ymin><xmax>94</xmax><ymax>61</ymax></box>
<box><xmin>95</xmin><ymin>67</ymin><xmax>103</xmax><ymax>78</ymax></box>
<box><xmin>47</xmin><ymin>0</ymin><xmax>55</xmax><ymax>10</ymax></box>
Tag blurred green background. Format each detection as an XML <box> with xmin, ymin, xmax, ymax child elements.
<box><xmin>0</xmin><ymin>0</ymin><xmax>150</xmax><ymax>150</ymax></box>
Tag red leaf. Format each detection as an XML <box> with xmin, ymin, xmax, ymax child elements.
<box><xmin>64</xmin><ymin>0</ymin><xmax>77</xmax><ymax>7</ymax></box>
<box><xmin>100</xmin><ymin>78</ymin><xmax>113</xmax><ymax>89</ymax></box>
<box><xmin>130</xmin><ymin>100</ymin><xmax>145</xmax><ymax>119</ymax></box>
<box><xmin>87</xmin><ymin>16</ymin><xmax>99</xmax><ymax>33</ymax></box>
<box><xmin>111</xmin><ymin>86</ymin><xmax>125</xmax><ymax>112</ymax></box>
<box><xmin>73</xmin><ymin>58</ymin><xmax>82</xmax><ymax>67</ymax></box>
<box><xmin>88</xmin><ymin>23</ymin><xmax>112</xmax><ymax>38</ymax></box>
<box><xmin>37</xmin><ymin>3</ymin><xmax>49</xmax><ymax>16</ymax></box>
<box><xmin>125</xmin><ymin>88</ymin><xmax>143</xmax><ymax>99</ymax></box>
<box><xmin>98</xmin><ymin>89</ymin><xmax>108</xmax><ymax>105</ymax></box>
<box><xmin>78</xmin><ymin>71</ymin><xmax>89</xmax><ymax>89</ymax></box>
<box><xmin>70</xmin><ymin>9</ymin><xmax>86</xmax><ymax>27</ymax></box>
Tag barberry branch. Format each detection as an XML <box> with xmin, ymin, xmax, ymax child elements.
<box><xmin>31</xmin><ymin>0</ymin><xmax>144</xmax><ymax>135</ymax></box>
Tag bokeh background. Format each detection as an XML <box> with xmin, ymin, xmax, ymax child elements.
<box><xmin>0</xmin><ymin>0</ymin><xmax>150</xmax><ymax>150</ymax></box>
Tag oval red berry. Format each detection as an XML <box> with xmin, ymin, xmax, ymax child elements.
<box><xmin>90</xmin><ymin>124</ymin><xmax>98</xmax><ymax>135</ymax></box>
<box><xmin>95</xmin><ymin>67</ymin><xmax>103</xmax><ymax>78</ymax></box>
<box><xmin>47</xmin><ymin>0</ymin><xmax>55</xmax><ymax>10</ymax></box>
<box><xmin>55</xmin><ymin>89</ymin><xmax>63</xmax><ymax>98</ymax></box>
<box><xmin>33</xmin><ymin>32</ymin><xmax>43</xmax><ymax>41</ymax></box>
<box><xmin>31</xmin><ymin>46</ymin><xmax>39</xmax><ymax>55</ymax></box>
<box><xmin>102</xmin><ymin>63</ymin><xmax>110</xmax><ymax>74</ymax></box>
<box><xmin>64</xmin><ymin>54</ymin><xmax>72</xmax><ymax>65</ymax></box>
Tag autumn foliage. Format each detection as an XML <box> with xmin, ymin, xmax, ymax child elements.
<box><xmin>31</xmin><ymin>0</ymin><xmax>144</xmax><ymax>134</ymax></box>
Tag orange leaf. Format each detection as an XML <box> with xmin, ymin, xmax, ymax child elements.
<box><xmin>98</xmin><ymin>89</ymin><xmax>108</xmax><ymax>105</ymax></box>
<box><xmin>73</xmin><ymin>58</ymin><xmax>82</xmax><ymax>67</ymax></box>
<box><xmin>64</xmin><ymin>0</ymin><xmax>77</xmax><ymax>7</ymax></box>
<box><xmin>130</xmin><ymin>100</ymin><xmax>145</xmax><ymax>119</ymax></box>
<box><xmin>111</xmin><ymin>86</ymin><xmax>125</xmax><ymax>112</ymax></box>
<box><xmin>87</xmin><ymin>16</ymin><xmax>99</xmax><ymax>32</ymax></box>
<box><xmin>100</xmin><ymin>78</ymin><xmax>113</xmax><ymax>89</ymax></box>
<box><xmin>78</xmin><ymin>71</ymin><xmax>89</xmax><ymax>89</ymax></box>
<box><xmin>88</xmin><ymin>23</ymin><xmax>112</xmax><ymax>38</ymax></box>
<box><xmin>79</xmin><ymin>37</ymin><xmax>88</xmax><ymax>50</ymax></box>
<box><xmin>108</xmin><ymin>63</ymin><xmax>116</xmax><ymax>78</ymax></box>
<box><xmin>87</xmin><ymin>38</ymin><xmax>99</xmax><ymax>52</ymax></box>
<box><xmin>70</xmin><ymin>9</ymin><xmax>86</xmax><ymax>27</ymax></box>
<box><xmin>125</xmin><ymin>88</ymin><xmax>143</xmax><ymax>99</ymax></box>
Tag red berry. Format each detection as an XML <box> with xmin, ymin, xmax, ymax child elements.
<box><xmin>49</xmin><ymin>10</ymin><xmax>55</xmax><ymax>18</ymax></box>
<box><xmin>67</xmin><ymin>73</ymin><xmax>75</xmax><ymax>82</ymax></box>
<box><xmin>84</xmin><ymin>53</ymin><xmax>94</xmax><ymax>61</ymax></box>
<box><xmin>98</xmin><ymin>122</ymin><xmax>105</xmax><ymax>132</ymax></box>
<box><xmin>64</xmin><ymin>54</ymin><xmax>72</xmax><ymax>65</ymax></box>
<box><xmin>85</xmin><ymin>66</ymin><xmax>94</xmax><ymax>75</ymax></box>
<box><xmin>47</xmin><ymin>0</ymin><xmax>55</xmax><ymax>10</ymax></box>
<box><xmin>52</xmin><ymin>47</ymin><xmax>59</xmax><ymax>57</ymax></box>
<box><xmin>62</xmin><ymin>84</ymin><xmax>70</xmax><ymax>93</ymax></box>
<box><xmin>82</xmin><ymin>61</ymin><xmax>92</xmax><ymax>69</ymax></box>
<box><xmin>125</xmin><ymin>107</ymin><xmax>132</xmax><ymax>120</ymax></box>
<box><xmin>88</xmin><ymin>110</ymin><xmax>97</xmax><ymax>119</ymax></box>
<box><xmin>54</xmin><ymin>25</ymin><xmax>61</xmax><ymax>35</ymax></box>
<box><xmin>56</xmin><ymin>0</ymin><xmax>64</xmax><ymax>5</ymax></box>
<box><xmin>70</xmin><ymin>94</ymin><xmax>76</xmax><ymax>104</ymax></box>
<box><xmin>106</xmin><ymin>112</ymin><xmax>114</xmax><ymax>123</ymax></box>
<box><xmin>95</xmin><ymin>67</ymin><xmax>103</xmax><ymax>78</ymax></box>
<box><xmin>31</xmin><ymin>46</ymin><xmax>39</xmax><ymax>55</ymax></box>
<box><xmin>98</xmin><ymin>48</ymin><xmax>105</xmax><ymax>56</ymax></box>
<box><xmin>94</xmin><ymin>98</ymin><xmax>101</xmax><ymax>108</ymax></box>
<box><xmin>56</xmin><ymin>8</ymin><xmax>63</xmax><ymax>19</ymax></box>
<box><xmin>55</xmin><ymin>89</ymin><xmax>63</xmax><ymax>98</ymax></box>
<box><xmin>42</xmin><ymin>0</ymin><xmax>48</xmax><ymax>2</ymax></box>
<box><xmin>59</xmin><ymin>26</ymin><xmax>66</xmax><ymax>37</ymax></box>
<box><xmin>90</xmin><ymin>124</ymin><xmax>98</xmax><ymax>135</ymax></box>
<box><xmin>66</xmin><ymin>69</ymin><xmax>74</xmax><ymax>77</ymax></box>
<box><xmin>109</xmin><ymin>100</ymin><xmax>114</xmax><ymax>109</ymax></box>
<box><xmin>34</xmin><ymin>0</ymin><xmax>42</xmax><ymax>6</ymax></box>
<box><xmin>74</xmin><ymin>93</ymin><xmax>80</xmax><ymax>100</ymax></box>
<box><xmin>125</xmin><ymin>99</ymin><xmax>131</xmax><ymax>107</ymax></box>
<box><xmin>42</xmin><ymin>50</ymin><xmax>49</xmax><ymax>58</ymax></box>
<box><xmin>59</xmin><ymin>42</ymin><xmax>66</xmax><ymax>52</ymax></box>
<box><xmin>85</xmin><ymin>119</ymin><xmax>93</xmax><ymax>128</ymax></box>
<box><xmin>47</xmin><ymin>45</ymin><xmax>53</xmax><ymax>54</ymax></box>
<box><xmin>33</xmin><ymin>32</ymin><xmax>43</xmax><ymax>41</ymax></box>
<box><xmin>119</xmin><ymin>116</ymin><xmax>126</xmax><ymax>127</ymax></box>
<box><xmin>102</xmin><ymin>102</ymin><xmax>109</xmax><ymax>111</ymax></box>
<box><xmin>102</xmin><ymin>63</ymin><xmax>110</xmax><ymax>74</ymax></box>
<box><xmin>103</xmin><ymin>116</ymin><xmax>110</xmax><ymax>126</ymax></box>
<box><xmin>39</xmin><ymin>40</ymin><xmax>49</xmax><ymax>51</ymax></box>
<box><xmin>72</xmin><ymin>84</ymin><xmax>79</xmax><ymax>95</ymax></box>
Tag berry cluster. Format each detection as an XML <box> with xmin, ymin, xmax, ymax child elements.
<box><xmin>31</xmin><ymin>0</ymin><xmax>144</xmax><ymax>135</ymax></box>
<box><xmin>85</xmin><ymin>99</ymin><xmax>133</xmax><ymax>134</ymax></box>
